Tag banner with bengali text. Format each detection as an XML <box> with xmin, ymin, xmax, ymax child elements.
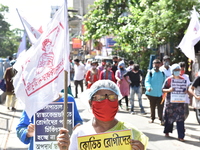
<box><xmin>78</xmin><ymin>129</ymin><xmax>132</xmax><ymax>150</ymax></box>
<box><xmin>34</xmin><ymin>102</ymin><xmax>74</xmax><ymax>150</ymax></box>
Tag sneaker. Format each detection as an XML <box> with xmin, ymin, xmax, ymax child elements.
<box><xmin>11</xmin><ymin>107</ymin><xmax>16</xmax><ymax>111</ymax></box>
<box><xmin>140</xmin><ymin>109</ymin><xmax>146</xmax><ymax>114</ymax></box>
<box><xmin>131</xmin><ymin>111</ymin><xmax>136</xmax><ymax>115</ymax></box>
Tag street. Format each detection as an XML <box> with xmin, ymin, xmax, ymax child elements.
<box><xmin>0</xmin><ymin>82</ymin><xmax>200</xmax><ymax>150</ymax></box>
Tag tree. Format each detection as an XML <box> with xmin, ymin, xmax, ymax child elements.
<box><xmin>83</xmin><ymin>0</ymin><xmax>200</xmax><ymax>70</ymax></box>
<box><xmin>0</xmin><ymin>4</ymin><xmax>21</xmax><ymax>58</ymax></box>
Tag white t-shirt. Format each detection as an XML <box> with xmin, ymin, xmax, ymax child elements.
<box><xmin>160</xmin><ymin>65</ymin><xmax>172</xmax><ymax>78</ymax></box>
<box><xmin>74</xmin><ymin>63</ymin><xmax>86</xmax><ymax>81</ymax></box>
<box><xmin>181</xmin><ymin>74</ymin><xmax>191</xmax><ymax>103</ymax></box>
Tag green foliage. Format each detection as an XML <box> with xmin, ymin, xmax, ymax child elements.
<box><xmin>83</xmin><ymin>0</ymin><xmax>200</xmax><ymax>70</ymax></box>
<box><xmin>0</xmin><ymin>4</ymin><xmax>21</xmax><ymax>58</ymax></box>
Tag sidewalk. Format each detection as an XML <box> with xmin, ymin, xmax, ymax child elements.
<box><xmin>0</xmin><ymin>99</ymin><xmax>28</xmax><ymax>150</ymax></box>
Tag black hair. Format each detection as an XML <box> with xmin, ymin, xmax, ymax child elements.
<box><xmin>129</xmin><ymin>60</ymin><xmax>134</xmax><ymax>65</ymax></box>
<box><xmin>74</xmin><ymin>59</ymin><xmax>80</xmax><ymax>63</ymax></box>
<box><xmin>133</xmin><ymin>64</ymin><xmax>139</xmax><ymax>71</ymax></box>
<box><xmin>179</xmin><ymin>62</ymin><xmax>186</xmax><ymax>68</ymax></box>
<box><xmin>104</xmin><ymin>62</ymin><xmax>111</xmax><ymax>69</ymax></box>
<box><xmin>112</xmin><ymin>56</ymin><xmax>118</xmax><ymax>59</ymax></box>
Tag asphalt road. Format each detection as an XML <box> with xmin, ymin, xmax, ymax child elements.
<box><xmin>0</xmin><ymin>83</ymin><xmax>200</xmax><ymax>150</ymax></box>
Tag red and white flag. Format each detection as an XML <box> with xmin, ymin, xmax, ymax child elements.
<box><xmin>177</xmin><ymin>8</ymin><xmax>200</xmax><ymax>61</ymax></box>
<box><xmin>13</xmin><ymin>2</ymin><xmax>70</xmax><ymax>119</ymax></box>
<box><xmin>17</xmin><ymin>32</ymin><xmax>27</xmax><ymax>58</ymax></box>
<box><xmin>17</xmin><ymin>9</ymin><xmax>41</xmax><ymax>44</ymax></box>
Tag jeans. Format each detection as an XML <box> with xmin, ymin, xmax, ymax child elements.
<box><xmin>130</xmin><ymin>85</ymin><xmax>144</xmax><ymax>111</ymax></box>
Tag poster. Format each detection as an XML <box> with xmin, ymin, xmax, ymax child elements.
<box><xmin>170</xmin><ymin>79</ymin><xmax>187</xmax><ymax>103</ymax></box>
<box><xmin>34</xmin><ymin>102</ymin><xmax>74</xmax><ymax>150</ymax></box>
<box><xmin>78</xmin><ymin>129</ymin><xmax>133</xmax><ymax>150</ymax></box>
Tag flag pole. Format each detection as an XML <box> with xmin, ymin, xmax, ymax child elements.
<box><xmin>63</xmin><ymin>0</ymin><xmax>69</xmax><ymax>149</ymax></box>
<box><xmin>63</xmin><ymin>71</ymin><xmax>68</xmax><ymax>129</ymax></box>
<box><xmin>16</xmin><ymin>8</ymin><xmax>32</xmax><ymax>44</ymax></box>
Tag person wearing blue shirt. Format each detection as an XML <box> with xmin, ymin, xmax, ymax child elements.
<box><xmin>145</xmin><ymin>59</ymin><xmax>166</xmax><ymax>125</ymax></box>
<box><xmin>16</xmin><ymin>94</ymin><xmax>82</xmax><ymax>150</ymax></box>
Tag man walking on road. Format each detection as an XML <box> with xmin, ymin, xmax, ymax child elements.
<box><xmin>145</xmin><ymin>59</ymin><xmax>166</xmax><ymax>125</ymax></box>
<box><xmin>73</xmin><ymin>59</ymin><xmax>86</xmax><ymax>98</ymax></box>
<box><xmin>160</xmin><ymin>55</ymin><xmax>172</xmax><ymax>78</ymax></box>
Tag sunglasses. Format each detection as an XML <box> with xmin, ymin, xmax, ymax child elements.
<box><xmin>92</xmin><ymin>94</ymin><xmax>118</xmax><ymax>102</ymax></box>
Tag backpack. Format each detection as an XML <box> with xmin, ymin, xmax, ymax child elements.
<box><xmin>0</xmin><ymin>79</ymin><xmax>6</xmax><ymax>92</ymax></box>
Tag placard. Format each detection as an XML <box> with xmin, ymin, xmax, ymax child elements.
<box><xmin>34</xmin><ymin>102</ymin><xmax>74</xmax><ymax>150</ymax></box>
<box><xmin>170</xmin><ymin>79</ymin><xmax>187</xmax><ymax>103</ymax></box>
<box><xmin>78</xmin><ymin>129</ymin><xmax>133</xmax><ymax>150</ymax></box>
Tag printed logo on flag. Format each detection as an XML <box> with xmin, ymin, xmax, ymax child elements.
<box><xmin>22</xmin><ymin>23</ymin><xmax>64</xmax><ymax>96</ymax></box>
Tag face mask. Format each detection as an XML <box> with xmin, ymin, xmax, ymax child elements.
<box><xmin>180</xmin><ymin>70</ymin><xmax>185</xmax><ymax>76</ymax></box>
<box><xmin>164</xmin><ymin>61</ymin><xmax>169</xmax><ymax>66</ymax></box>
<box><xmin>114</xmin><ymin>61</ymin><xmax>118</xmax><ymax>64</ymax></box>
<box><xmin>129</xmin><ymin>66</ymin><xmax>133</xmax><ymax>70</ymax></box>
<box><xmin>173</xmin><ymin>71</ymin><xmax>180</xmax><ymax>76</ymax></box>
<box><xmin>102</xmin><ymin>62</ymin><xmax>106</xmax><ymax>66</ymax></box>
<box><xmin>92</xmin><ymin>66</ymin><xmax>97</xmax><ymax>69</ymax></box>
<box><xmin>154</xmin><ymin>66</ymin><xmax>159</xmax><ymax>70</ymax></box>
<box><xmin>92</xmin><ymin>99</ymin><xmax>118</xmax><ymax>121</ymax></box>
<box><xmin>107</xmin><ymin>67</ymin><xmax>112</xmax><ymax>71</ymax></box>
<box><xmin>120</xmin><ymin>68</ymin><xmax>124</xmax><ymax>70</ymax></box>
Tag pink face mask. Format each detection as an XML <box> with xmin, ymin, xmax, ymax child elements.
<box><xmin>107</xmin><ymin>67</ymin><xmax>112</xmax><ymax>71</ymax></box>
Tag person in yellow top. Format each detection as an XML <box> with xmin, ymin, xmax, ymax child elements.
<box><xmin>57</xmin><ymin>80</ymin><xmax>149</xmax><ymax>150</ymax></box>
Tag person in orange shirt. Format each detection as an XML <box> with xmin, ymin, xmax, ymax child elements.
<box><xmin>85</xmin><ymin>61</ymin><xmax>99</xmax><ymax>89</ymax></box>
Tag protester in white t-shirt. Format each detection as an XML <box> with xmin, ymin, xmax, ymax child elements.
<box><xmin>179</xmin><ymin>62</ymin><xmax>191</xmax><ymax>120</ymax></box>
<box><xmin>73</xmin><ymin>59</ymin><xmax>86</xmax><ymax>98</ymax></box>
<box><xmin>160</xmin><ymin>55</ymin><xmax>172</xmax><ymax>78</ymax></box>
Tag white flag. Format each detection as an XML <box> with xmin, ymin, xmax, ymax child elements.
<box><xmin>13</xmin><ymin>3</ymin><xmax>70</xmax><ymax>119</ymax></box>
<box><xmin>17</xmin><ymin>9</ymin><xmax>41</xmax><ymax>44</ymax></box>
<box><xmin>17</xmin><ymin>32</ymin><xmax>26</xmax><ymax>58</ymax></box>
<box><xmin>177</xmin><ymin>8</ymin><xmax>200</xmax><ymax>61</ymax></box>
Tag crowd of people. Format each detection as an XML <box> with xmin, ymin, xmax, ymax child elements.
<box><xmin>14</xmin><ymin>54</ymin><xmax>200</xmax><ymax>149</ymax></box>
<box><xmin>68</xmin><ymin>55</ymin><xmax>196</xmax><ymax>143</ymax></box>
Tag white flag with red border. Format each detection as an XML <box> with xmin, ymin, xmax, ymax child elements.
<box><xmin>13</xmin><ymin>2</ymin><xmax>70</xmax><ymax>119</ymax></box>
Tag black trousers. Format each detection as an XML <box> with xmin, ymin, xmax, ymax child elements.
<box><xmin>164</xmin><ymin>116</ymin><xmax>185</xmax><ymax>139</ymax></box>
<box><xmin>146</xmin><ymin>95</ymin><xmax>164</xmax><ymax>121</ymax></box>
<box><xmin>118</xmin><ymin>96</ymin><xmax>129</xmax><ymax>107</ymax></box>
<box><xmin>74</xmin><ymin>80</ymin><xmax>83</xmax><ymax>97</ymax></box>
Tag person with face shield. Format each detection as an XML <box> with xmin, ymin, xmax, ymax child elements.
<box><xmin>57</xmin><ymin>80</ymin><xmax>149</xmax><ymax>150</ymax></box>
<box><xmin>85</xmin><ymin>60</ymin><xmax>99</xmax><ymax>89</ymax></box>
<box><xmin>145</xmin><ymin>59</ymin><xmax>166</xmax><ymax>124</ymax></box>
<box><xmin>162</xmin><ymin>64</ymin><xmax>188</xmax><ymax>142</ymax></box>
<box><xmin>160</xmin><ymin>55</ymin><xmax>172</xmax><ymax>78</ymax></box>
